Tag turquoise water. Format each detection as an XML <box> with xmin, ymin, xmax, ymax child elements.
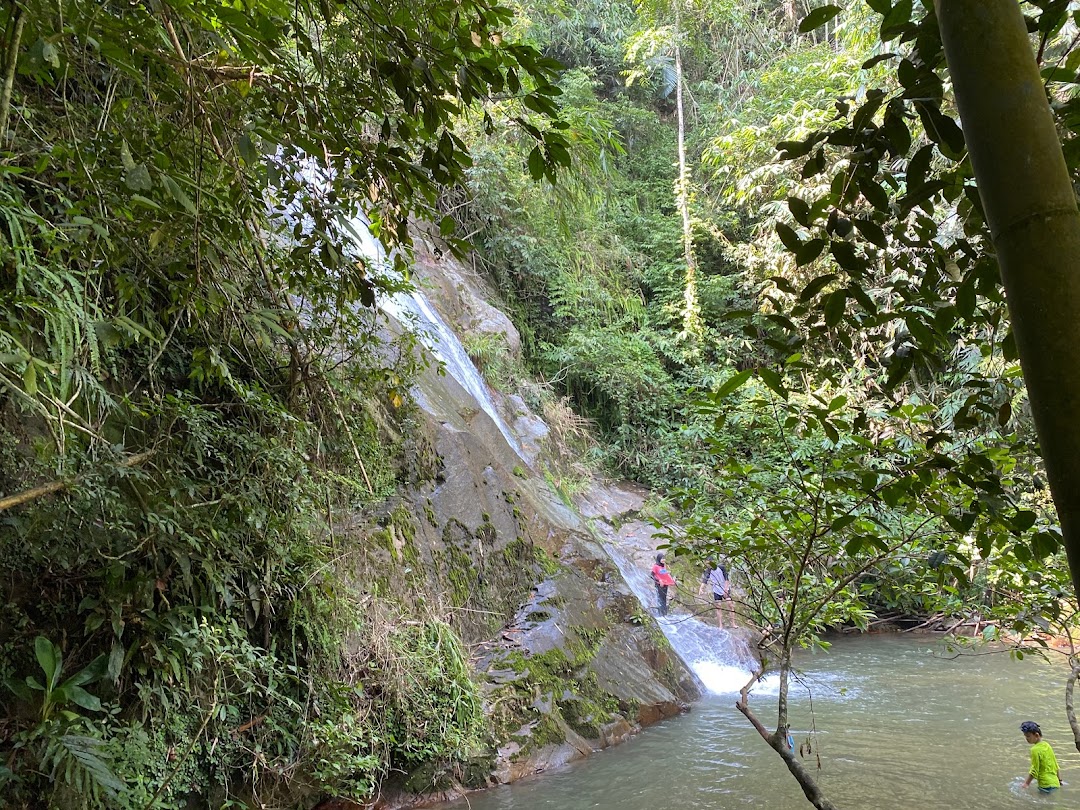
<box><xmin>443</xmin><ymin>635</ymin><xmax>1079</xmax><ymax>809</ymax></box>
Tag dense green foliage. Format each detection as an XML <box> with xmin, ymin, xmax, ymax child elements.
<box><xmin>0</xmin><ymin>0</ymin><xmax>564</xmax><ymax>804</ymax></box>
<box><xmin>4</xmin><ymin>0</ymin><xmax>1080</xmax><ymax>805</ymax></box>
<box><xmin>452</xmin><ymin>0</ymin><xmax>1076</xmax><ymax>637</ymax></box>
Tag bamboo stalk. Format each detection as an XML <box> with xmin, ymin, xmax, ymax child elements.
<box><xmin>0</xmin><ymin>4</ymin><xmax>26</xmax><ymax>142</ymax></box>
<box><xmin>937</xmin><ymin>0</ymin><xmax>1080</xmax><ymax>609</ymax></box>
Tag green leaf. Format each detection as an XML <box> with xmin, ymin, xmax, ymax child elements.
<box><xmin>945</xmin><ymin>511</ymin><xmax>976</xmax><ymax>533</ymax></box>
<box><xmin>776</xmin><ymin>222</ymin><xmax>802</xmax><ymax>252</ymax></box>
<box><xmin>847</xmin><ymin>282</ymin><xmax>876</xmax><ymax>314</ymax></box>
<box><xmin>823</xmin><ymin>289</ymin><xmax>847</xmax><ymax>326</ymax></box>
<box><xmin>997</xmin><ymin>400</ymin><xmax>1012</xmax><ymax>426</ymax></box>
<box><xmin>714</xmin><ymin>369</ymin><xmax>753</xmax><ymax>399</ymax></box>
<box><xmin>1001</xmin><ymin>329</ymin><xmax>1018</xmax><ymax>361</ymax></box>
<box><xmin>883</xmin><ymin>108</ymin><xmax>912</xmax><ymax>156</ymax></box>
<box><xmin>796</xmin><ymin>238</ymin><xmax>826</xmax><ymax>266</ymax></box>
<box><xmin>23</xmin><ymin>361</ymin><xmax>38</xmax><ymax>397</ymax></box>
<box><xmin>880</xmin><ymin>0</ymin><xmax>913</xmax><ymax>40</ymax></box>
<box><xmin>757</xmin><ymin>367</ymin><xmax>788</xmax><ymax>400</ymax></box>
<box><xmin>788</xmin><ymin>197</ymin><xmax>811</xmax><ymax>226</ymax></box>
<box><xmin>162</xmin><ymin>175</ymin><xmax>197</xmax><ymax>215</ymax></box>
<box><xmin>129</xmin><ymin>194</ymin><xmax>160</xmax><ymax>210</ymax></box>
<box><xmin>853</xmin><ymin>218</ymin><xmax>887</xmax><ymax>248</ymax></box>
<box><xmin>1032</xmin><ymin>530</ymin><xmax>1060</xmax><ymax>559</ymax></box>
<box><xmin>64</xmin><ymin>684</ymin><xmax>103</xmax><ymax>712</ymax></box>
<box><xmin>777</xmin><ymin>138</ymin><xmax>815</xmax><ymax>160</ymax></box>
<box><xmin>862</xmin><ymin>52</ymin><xmax>897</xmax><ymax>69</ymax></box>
<box><xmin>859</xmin><ymin>177</ymin><xmax>890</xmax><ymax>212</ymax></box>
<box><xmin>956</xmin><ymin>277</ymin><xmax>977</xmax><ymax>319</ymax></box>
<box><xmin>799</xmin><ymin>4</ymin><xmax>841</xmax><ymax>33</ymax></box>
<box><xmin>123</xmin><ymin>163</ymin><xmax>153</xmax><ymax>192</ymax></box>
<box><xmin>831</xmin><ymin>241</ymin><xmax>868</xmax><ymax>277</ymax></box>
<box><xmin>918</xmin><ymin>102</ymin><xmax>965</xmax><ymax>156</ymax></box>
<box><xmin>1040</xmin><ymin>66</ymin><xmax>1076</xmax><ymax>84</ymax></box>
<box><xmin>35</xmin><ymin>637</ymin><xmax>61</xmax><ymax>690</ymax></box>
<box><xmin>768</xmin><ymin>275</ymin><xmax>797</xmax><ymax>294</ymax></box>
<box><xmin>60</xmin><ymin>736</ymin><xmax>126</xmax><ymax>795</ymax></box>
<box><xmin>831</xmin><ymin>514</ymin><xmax>857</xmax><ymax>533</ymax></box>
<box><xmin>800</xmin><ymin>273</ymin><xmax>838</xmax><ymax>302</ymax></box>
<box><xmin>801</xmin><ymin>149</ymin><xmax>826</xmax><ymax>178</ymax></box>
<box><xmin>526</xmin><ymin>146</ymin><xmax>545</xmax><ymax>180</ymax></box>
<box><xmin>1012</xmin><ymin>510</ymin><xmax>1037</xmax><ymax>532</ymax></box>
<box><xmin>821</xmin><ymin>418</ymin><xmax>839</xmax><ymax>443</ymax></box>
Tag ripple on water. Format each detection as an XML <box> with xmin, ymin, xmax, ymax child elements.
<box><xmin>439</xmin><ymin>636</ymin><xmax>1079</xmax><ymax>810</ymax></box>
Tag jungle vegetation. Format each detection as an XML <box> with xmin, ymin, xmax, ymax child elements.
<box><xmin>2</xmin><ymin>0</ymin><xmax>1080</xmax><ymax>807</ymax></box>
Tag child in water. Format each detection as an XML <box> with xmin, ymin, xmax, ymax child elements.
<box><xmin>1020</xmin><ymin>721</ymin><xmax>1060</xmax><ymax>794</ymax></box>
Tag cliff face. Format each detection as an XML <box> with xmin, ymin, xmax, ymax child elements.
<box><xmin>351</xmin><ymin>246</ymin><xmax>699</xmax><ymax>804</ymax></box>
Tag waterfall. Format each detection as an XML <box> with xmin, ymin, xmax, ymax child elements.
<box><xmin>380</xmin><ymin>290</ymin><xmax>526</xmax><ymax>463</ymax></box>
<box><xmin>341</xmin><ymin>211</ymin><xmax>766</xmax><ymax>698</ymax></box>
<box><xmin>341</xmin><ymin>214</ymin><xmax>526</xmax><ymax>463</ymax></box>
<box><xmin>596</xmin><ymin>521</ymin><xmax>776</xmax><ymax>697</ymax></box>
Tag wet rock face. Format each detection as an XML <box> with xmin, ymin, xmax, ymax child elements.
<box><xmin>412</xmin><ymin>247</ymin><xmax>523</xmax><ymax>359</ymax></box>
<box><xmin>467</xmin><ymin>535</ymin><xmax>699</xmax><ymax>787</ymax></box>
<box><xmin>358</xmin><ymin>249</ymin><xmax>699</xmax><ymax>807</ymax></box>
<box><xmin>379</xmin><ymin>430</ymin><xmax>699</xmax><ymax>795</ymax></box>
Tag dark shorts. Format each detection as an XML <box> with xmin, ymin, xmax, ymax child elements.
<box><xmin>713</xmin><ymin>592</ymin><xmax>730</xmax><ymax>602</ymax></box>
<box><xmin>1038</xmin><ymin>786</ymin><xmax>1058</xmax><ymax>794</ymax></box>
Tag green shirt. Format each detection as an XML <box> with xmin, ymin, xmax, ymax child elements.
<box><xmin>1030</xmin><ymin>740</ymin><xmax>1061</xmax><ymax>789</ymax></box>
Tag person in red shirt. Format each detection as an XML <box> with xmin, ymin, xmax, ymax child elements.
<box><xmin>651</xmin><ymin>553</ymin><xmax>675</xmax><ymax>616</ymax></box>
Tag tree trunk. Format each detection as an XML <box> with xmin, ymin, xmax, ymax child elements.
<box><xmin>673</xmin><ymin>1</ymin><xmax>700</xmax><ymax>345</ymax></box>
<box><xmin>1066</xmin><ymin>664</ymin><xmax>1080</xmax><ymax>754</ymax></box>
<box><xmin>935</xmin><ymin>0</ymin><xmax>1080</xmax><ymax>609</ymax></box>
<box><xmin>736</xmin><ymin>654</ymin><xmax>840</xmax><ymax>810</ymax></box>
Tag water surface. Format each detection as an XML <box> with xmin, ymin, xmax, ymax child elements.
<box><xmin>446</xmin><ymin>635</ymin><xmax>1079</xmax><ymax>810</ymax></box>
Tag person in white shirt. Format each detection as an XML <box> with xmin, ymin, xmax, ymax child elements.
<box><xmin>698</xmin><ymin>559</ymin><xmax>733</xmax><ymax>629</ymax></box>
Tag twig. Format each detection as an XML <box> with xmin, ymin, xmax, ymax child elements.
<box><xmin>325</xmin><ymin>384</ymin><xmax>374</xmax><ymax>494</ymax></box>
<box><xmin>902</xmin><ymin>613</ymin><xmax>945</xmax><ymax>632</ymax></box>
<box><xmin>868</xmin><ymin>613</ymin><xmax>901</xmax><ymax>627</ymax></box>
<box><xmin>0</xmin><ymin>450</ymin><xmax>155</xmax><ymax>512</ymax></box>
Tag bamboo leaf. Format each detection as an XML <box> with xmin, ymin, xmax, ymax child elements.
<box><xmin>799</xmin><ymin>4</ymin><xmax>841</xmax><ymax>32</ymax></box>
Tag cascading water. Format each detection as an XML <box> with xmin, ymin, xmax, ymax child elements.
<box><xmin>597</xmin><ymin>521</ymin><xmax>776</xmax><ymax>697</ymax></box>
<box><xmin>342</xmin><ymin>210</ymin><xmax>767</xmax><ymax>696</ymax></box>
<box><xmin>380</xmin><ymin>290</ymin><xmax>526</xmax><ymax>463</ymax></box>
<box><xmin>341</xmin><ymin>214</ymin><xmax>526</xmax><ymax>463</ymax></box>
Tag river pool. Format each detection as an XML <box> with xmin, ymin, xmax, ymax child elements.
<box><xmin>443</xmin><ymin>634</ymin><xmax>1079</xmax><ymax>810</ymax></box>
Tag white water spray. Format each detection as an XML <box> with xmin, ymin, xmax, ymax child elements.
<box><xmin>339</xmin><ymin>211</ymin><xmax>764</xmax><ymax>695</ymax></box>
<box><xmin>341</xmin><ymin>215</ymin><xmax>526</xmax><ymax>462</ymax></box>
<box><xmin>600</xmin><ymin>525</ymin><xmax>764</xmax><ymax>696</ymax></box>
<box><xmin>380</xmin><ymin>289</ymin><xmax>525</xmax><ymax>461</ymax></box>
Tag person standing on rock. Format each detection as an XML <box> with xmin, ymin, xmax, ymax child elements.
<box><xmin>698</xmin><ymin>559</ymin><xmax>733</xmax><ymax>629</ymax></box>
<box><xmin>651</xmin><ymin>553</ymin><xmax>675</xmax><ymax>617</ymax></box>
